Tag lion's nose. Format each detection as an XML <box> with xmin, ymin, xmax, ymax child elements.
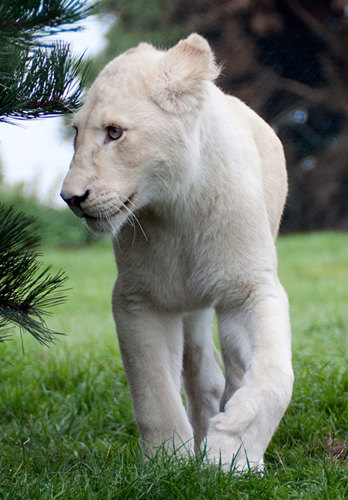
<box><xmin>61</xmin><ymin>189</ymin><xmax>90</xmax><ymax>208</ymax></box>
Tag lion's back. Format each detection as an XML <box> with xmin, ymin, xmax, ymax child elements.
<box><xmin>224</xmin><ymin>95</ymin><xmax>287</xmax><ymax>239</ymax></box>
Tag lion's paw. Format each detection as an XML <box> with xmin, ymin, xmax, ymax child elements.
<box><xmin>203</xmin><ymin>411</ymin><xmax>266</xmax><ymax>472</ymax></box>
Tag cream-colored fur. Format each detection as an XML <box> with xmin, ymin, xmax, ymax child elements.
<box><xmin>61</xmin><ymin>34</ymin><xmax>294</xmax><ymax>471</ymax></box>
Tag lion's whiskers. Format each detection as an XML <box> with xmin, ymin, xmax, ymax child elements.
<box><xmin>120</xmin><ymin>200</ymin><xmax>148</xmax><ymax>242</ymax></box>
<box><xmin>84</xmin><ymin>190</ymin><xmax>148</xmax><ymax>243</ymax></box>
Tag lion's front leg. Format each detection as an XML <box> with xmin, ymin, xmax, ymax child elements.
<box><xmin>182</xmin><ymin>308</ymin><xmax>225</xmax><ymax>449</ymax></box>
<box><xmin>206</xmin><ymin>278</ymin><xmax>294</xmax><ymax>471</ymax></box>
<box><xmin>112</xmin><ymin>286</ymin><xmax>194</xmax><ymax>457</ymax></box>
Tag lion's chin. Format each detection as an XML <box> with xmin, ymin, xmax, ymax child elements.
<box><xmin>84</xmin><ymin>214</ymin><xmax>125</xmax><ymax>236</ymax></box>
<box><xmin>84</xmin><ymin>217</ymin><xmax>108</xmax><ymax>233</ymax></box>
<box><xmin>82</xmin><ymin>192</ymin><xmax>138</xmax><ymax>235</ymax></box>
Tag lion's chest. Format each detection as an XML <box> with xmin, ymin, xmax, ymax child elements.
<box><xmin>114</xmin><ymin>222</ymin><xmax>223</xmax><ymax>312</ymax></box>
<box><xmin>113</xmin><ymin>207</ymin><xmax>265</xmax><ymax>312</ymax></box>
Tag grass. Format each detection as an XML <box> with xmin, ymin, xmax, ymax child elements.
<box><xmin>0</xmin><ymin>232</ymin><xmax>347</xmax><ymax>499</ymax></box>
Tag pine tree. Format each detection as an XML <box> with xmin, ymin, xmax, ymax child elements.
<box><xmin>0</xmin><ymin>0</ymin><xmax>93</xmax><ymax>343</ymax></box>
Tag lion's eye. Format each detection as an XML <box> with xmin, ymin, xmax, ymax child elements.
<box><xmin>106</xmin><ymin>125</ymin><xmax>123</xmax><ymax>141</ymax></box>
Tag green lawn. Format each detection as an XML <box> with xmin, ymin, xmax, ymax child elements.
<box><xmin>1</xmin><ymin>233</ymin><xmax>347</xmax><ymax>499</ymax></box>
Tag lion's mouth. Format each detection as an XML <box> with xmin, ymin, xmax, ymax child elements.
<box><xmin>83</xmin><ymin>192</ymin><xmax>137</xmax><ymax>222</ymax></box>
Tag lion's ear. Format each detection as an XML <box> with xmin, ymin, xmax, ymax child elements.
<box><xmin>150</xmin><ymin>34</ymin><xmax>220</xmax><ymax>113</ymax></box>
<box><xmin>136</xmin><ymin>42</ymin><xmax>155</xmax><ymax>51</ymax></box>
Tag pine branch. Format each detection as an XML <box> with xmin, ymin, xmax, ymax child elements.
<box><xmin>0</xmin><ymin>205</ymin><xmax>39</xmax><ymax>253</ymax></box>
<box><xmin>0</xmin><ymin>42</ymin><xmax>89</xmax><ymax>121</ymax></box>
<box><xmin>0</xmin><ymin>205</ymin><xmax>67</xmax><ymax>345</ymax></box>
<box><xmin>0</xmin><ymin>0</ymin><xmax>94</xmax><ymax>122</ymax></box>
<box><xmin>0</xmin><ymin>0</ymin><xmax>93</xmax><ymax>45</ymax></box>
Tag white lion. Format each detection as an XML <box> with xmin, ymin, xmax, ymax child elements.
<box><xmin>61</xmin><ymin>34</ymin><xmax>294</xmax><ymax>471</ymax></box>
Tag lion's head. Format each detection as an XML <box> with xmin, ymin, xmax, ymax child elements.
<box><xmin>61</xmin><ymin>34</ymin><xmax>219</xmax><ymax>234</ymax></box>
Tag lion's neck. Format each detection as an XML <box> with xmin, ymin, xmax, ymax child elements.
<box><xmin>152</xmin><ymin>87</ymin><xmax>242</xmax><ymax>227</ymax></box>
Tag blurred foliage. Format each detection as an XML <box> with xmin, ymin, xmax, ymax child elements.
<box><xmin>90</xmin><ymin>0</ymin><xmax>348</xmax><ymax>233</ymax></box>
<box><xmin>86</xmin><ymin>0</ymin><xmax>186</xmax><ymax>82</ymax></box>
